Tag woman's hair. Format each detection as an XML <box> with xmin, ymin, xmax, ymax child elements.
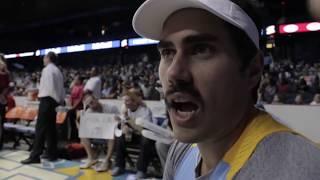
<box><xmin>0</xmin><ymin>53</ymin><xmax>8</xmax><ymax>72</ymax></box>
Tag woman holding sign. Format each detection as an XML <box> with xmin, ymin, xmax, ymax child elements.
<box><xmin>78</xmin><ymin>93</ymin><xmax>119</xmax><ymax>172</ymax></box>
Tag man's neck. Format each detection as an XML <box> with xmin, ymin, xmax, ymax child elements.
<box><xmin>198</xmin><ymin>107</ymin><xmax>258</xmax><ymax>176</ymax></box>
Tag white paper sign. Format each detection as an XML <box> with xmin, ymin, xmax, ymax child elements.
<box><xmin>79</xmin><ymin>113</ymin><xmax>118</xmax><ymax>139</ymax></box>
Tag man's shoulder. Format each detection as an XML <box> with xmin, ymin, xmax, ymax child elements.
<box><xmin>46</xmin><ymin>64</ymin><xmax>61</xmax><ymax>74</ymax></box>
<box><xmin>163</xmin><ymin>141</ymin><xmax>193</xmax><ymax>179</ymax></box>
<box><xmin>236</xmin><ymin>132</ymin><xmax>320</xmax><ymax>179</ymax></box>
<box><xmin>167</xmin><ymin>141</ymin><xmax>192</xmax><ymax>163</ymax></box>
<box><xmin>92</xmin><ymin>76</ymin><xmax>101</xmax><ymax>82</ymax></box>
<box><xmin>254</xmin><ymin>132</ymin><xmax>320</xmax><ymax>164</ymax></box>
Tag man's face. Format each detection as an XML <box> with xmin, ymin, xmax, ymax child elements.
<box><xmin>43</xmin><ymin>56</ymin><xmax>50</xmax><ymax>66</ymax></box>
<box><xmin>159</xmin><ymin>9</ymin><xmax>253</xmax><ymax>143</ymax></box>
<box><xmin>90</xmin><ymin>68</ymin><xmax>97</xmax><ymax>77</ymax></box>
<box><xmin>124</xmin><ymin>95</ymin><xmax>139</xmax><ymax>111</ymax></box>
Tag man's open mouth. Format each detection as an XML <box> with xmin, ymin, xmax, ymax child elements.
<box><xmin>171</xmin><ymin>100</ymin><xmax>199</xmax><ymax>113</ymax></box>
<box><xmin>167</xmin><ymin>93</ymin><xmax>201</xmax><ymax>126</ymax></box>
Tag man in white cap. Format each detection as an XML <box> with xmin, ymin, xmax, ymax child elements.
<box><xmin>133</xmin><ymin>0</ymin><xmax>320</xmax><ymax>179</ymax></box>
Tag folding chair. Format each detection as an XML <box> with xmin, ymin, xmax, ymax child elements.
<box><xmin>13</xmin><ymin>107</ymin><xmax>38</xmax><ymax>150</ymax></box>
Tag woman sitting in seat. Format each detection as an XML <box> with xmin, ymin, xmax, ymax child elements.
<box><xmin>77</xmin><ymin>93</ymin><xmax>119</xmax><ymax>172</ymax></box>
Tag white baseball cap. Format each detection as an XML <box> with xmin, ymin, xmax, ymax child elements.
<box><xmin>133</xmin><ymin>0</ymin><xmax>260</xmax><ymax>48</ymax></box>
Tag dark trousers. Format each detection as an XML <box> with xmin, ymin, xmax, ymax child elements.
<box><xmin>0</xmin><ymin>103</ymin><xmax>6</xmax><ymax>150</ymax></box>
<box><xmin>66</xmin><ymin>109</ymin><xmax>79</xmax><ymax>141</ymax></box>
<box><xmin>30</xmin><ymin>97</ymin><xmax>58</xmax><ymax>159</ymax></box>
<box><xmin>114</xmin><ymin>134</ymin><xmax>155</xmax><ymax>173</ymax></box>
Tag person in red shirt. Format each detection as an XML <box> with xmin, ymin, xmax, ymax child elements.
<box><xmin>67</xmin><ymin>75</ymin><xmax>84</xmax><ymax>141</ymax></box>
<box><xmin>70</xmin><ymin>75</ymin><xmax>84</xmax><ymax>110</ymax></box>
<box><xmin>0</xmin><ymin>53</ymin><xmax>10</xmax><ymax>150</ymax></box>
<box><xmin>5</xmin><ymin>84</ymin><xmax>16</xmax><ymax>112</ymax></box>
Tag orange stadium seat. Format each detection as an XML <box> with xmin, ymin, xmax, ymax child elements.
<box><xmin>20</xmin><ymin>107</ymin><xmax>38</xmax><ymax>121</ymax></box>
<box><xmin>5</xmin><ymin>106</ymin><xmax>25</xmax><ymax>120</ymax></box>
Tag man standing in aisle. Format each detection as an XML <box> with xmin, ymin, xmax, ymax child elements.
<box><xmin>22</xmin><ymin>52</ymin><xmax>65</xmax><ymax>164</ymax></box>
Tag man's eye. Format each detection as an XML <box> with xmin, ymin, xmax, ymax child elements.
<box><xmin>160</xmin><ymin>49</ymin><xmax>175</xmax><ymax>60</ymax></box>
<box><xmin>191</xmin><ymin>44</ymin><xmax>215</xmax><ymax>58</ymax></box>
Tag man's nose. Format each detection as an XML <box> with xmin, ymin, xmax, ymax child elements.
<box><xmin>166</xmin><ymin>52</ymin><xmax>192</xmax><ymax>85</ymax></box>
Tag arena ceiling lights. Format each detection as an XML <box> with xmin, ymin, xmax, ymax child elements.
<box><xmin>35</xmin><ymin>40</ymin><xmax>121</xmax><ymax>56</ymax></box>
<box><xmin>264</xmin><ymin>22</ymin><xmax>320</xmax><ymax>36</ymax></box>
<box><xmin>4</xmin><ymin>38</ymin><xmax>159</xmax><ymax>59</ymax></box>
<box><xmin>4</xmin><ymin>52</ymin><xmax>35</xmax><ymax>59</ymax></box>
<box><xmin>279</xmin><ymin>22</ymin><xmax>320</xmax><ymax>34</ymax></box>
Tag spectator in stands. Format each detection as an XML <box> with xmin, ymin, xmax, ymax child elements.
<box><xmin>309</xmin><ymin>0</ymin><xmax>320</xmax><ymax>20</ymax></box>
<box><xmin>78</xmin><ymin>93</ymin><xmax>119</xmax><ymax>172</ymax></box>
<box><xmin>312</xmin><ymin>75</ymin><xmax>320</xmax><ymax>93</ymax></box>
<box><xmin>25</xmin><ymin>74</ymin><xmax>39</xmax><ymax>101</ymax></box>
<box><xmin>147</xmin><ymin>84</ymin><xmax>161</xmax><ymax>101</ymax></box>
<box><xmin>84</xmin><ymin>67</ymin><xmax>102</xmax><ymax>99</ymax></box>
<box><xmin>0</xmin><ymin>53</ymin><xmax>10</xmax><ymax>150</ymax></box>
<box><xmin>294</xmin><ymin>94</ymin><xmax>304</xmax><ymax>105</ymax></box>
<box><xmin>263</xmin><ymin>79</ymin><xmax>277</xmax><ymax>103</ymax></box>
<box><xmin>277</xmin><ymin>77</ymin><xmax>289</xmax><ymax>94</ymax></box>
<box><xmin>66</xmin><ymin>75</ymin><xmax>85</xmax><ymax>140</ymax></box>
<box><xmin>310</xmin><ymin>93</ymin><xmax>320</xmax><ymax>105</ymax></box>
<box><xmin>271</xmin><ymin>94</ymin><xmax>283</xmax><ymax>104</ymax></box>
<box><xmin>132</xmin><ymin>0</ymin><xmax>320</xmax><ymax>179</ymax></box>
<box><xmin>21</xmin><ymin>52</ymin><xmax>65</xmax><ymax>164</ymax></box>
<box><xmin>101</xmin><ymin>81</ymin><xmax>112</xmax><ymax>98</ymax></box>
<box><xmin>6</xmin><ymin>83</ymin><xmax>16</xmax><ymax>112</ymax></box>
<box><xmin>256</xmin><ymin>92</ymin><xmax>266</xmax><ymax>109</ymax></box>
<box><xmin>298</xmin><ymin>77</ymin><xmax>309</xmax><ymax>92</ymax></box>
<box><xmin>69</xmin><ymin>75</ymin><xmax>84</xmax><ymax>110</ymax></box>
<box><xmin>112</xmin><ymin>88</ymin><xmax>155</xmax><ymax>178</ymax></box>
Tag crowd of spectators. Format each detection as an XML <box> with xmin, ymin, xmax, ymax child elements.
<box><xmin>9</xmin><ymin>57</ymin><xmax>162</xmax><ymax>101</ymax></box>
<box><xmin>259</xmin><ymin>60</ymin><xmax>320</xmax><ymax>105</ymax></box>
<box><xmin>6</xmin><ymin>57</ymin><xmax>320</xmax><ymax>105</ymax></box>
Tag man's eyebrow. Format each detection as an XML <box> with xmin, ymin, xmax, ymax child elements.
<box><xmin>157</xmin><ymin>34</ymin><xmax>218</xmax><ymax>49</ymax></box>
<box><xmin>182</xmin><ymin>34</ymin><xmax>218</xmax><ymax>44</ymax></box>
<box><xmin>157</xmin><ymin>41</ymin><xmax>174</xmax><ymax>49</ymax></box>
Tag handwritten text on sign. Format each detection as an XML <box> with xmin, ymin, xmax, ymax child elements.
<box><xmin>79</xmin><ymin>113</ymin><xmax>118</xmax><ymax>139</ymax></box>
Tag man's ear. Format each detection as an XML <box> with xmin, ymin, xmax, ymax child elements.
<box><xmin>247</xmin><ymin>51</ymin><xmax>263</xmax><ymax>90</ymax></box>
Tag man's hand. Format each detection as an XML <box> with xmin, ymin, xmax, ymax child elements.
<box><xmin>122</xmin><ymin>124</ymin><xmax>132</xmax><ymax>135</ymax></box>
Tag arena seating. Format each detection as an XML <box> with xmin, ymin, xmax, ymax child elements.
<box><xmin>3</xmin><ymin>106</ymin><xmax>68</xmax><ymax>150</ymax></box>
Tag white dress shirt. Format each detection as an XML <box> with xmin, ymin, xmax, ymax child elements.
<box><xmin>84</xmin><ymin>76</ymin><xmax>102</xmax><ymax>99</ymax></box>
<box><xmin>38</xmin><ymin>63</ymin><xmax>65</xmax><ymax>104</ymax></box>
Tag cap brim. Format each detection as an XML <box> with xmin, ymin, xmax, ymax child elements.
<box><xmin>133</xmin><ymin>0</ymin><xmax>207</xmax><ymax>40</ymax></box>
<box><xmin>133</xmin><ymin>0</ymin><xmax>260</xmax><ymax>48</ymax></box>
